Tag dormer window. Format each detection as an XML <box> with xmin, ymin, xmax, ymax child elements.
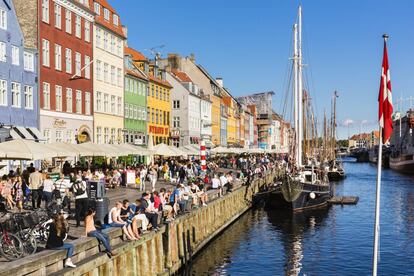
<box><xmin>104</xmin><ymin>8</ymin><xmax>110</xmax><ymax>21</ymax></box>
<box><xmin>94</xmin><ymin>3</ymin><xmax>100</xmax><ymax>14</ymax></box>
<box><xmin>113</xmin><ymin>14</ymin><xmax>119</xmax><ymax>26</ymax></box>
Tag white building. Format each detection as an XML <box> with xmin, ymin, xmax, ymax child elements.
<box><xmin>92</xmin><ymin>1</ymin><xmax>125</xmax><ymax>144</ymax></box>
<box><xmin>200</xmin><ymin>95</ymin><xmax>212</xmax><ymax>145</ymax></box>
<box><xmin>167</xmin><ymin>71</ymin><xmax>202</xmax><ymax>147</ymax></box>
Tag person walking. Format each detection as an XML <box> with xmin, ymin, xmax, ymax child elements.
<box><xmin>28</xmin><ymin>168</ymin><xmax>43</xmax><ymax>209</ymax></box>
<box><xmin>139</xmin><ymin>166</ymin><xmax>147</xmax><ymax>192</ymax></box>
<box><xmin>46</xmin><ymin>213</ymin><xmax>76</xmax><ymax>268</ymax></box>
<box><xmin>72</xmin><ymin>176</ymin><xmax>88</xmax><ymax>227</ymax></box>
<box><xmin>42</xmin><ymin>174</ymin><xmax>55</xmax><ymax>207</ymax></box>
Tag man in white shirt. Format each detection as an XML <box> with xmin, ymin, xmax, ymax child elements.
<box><xmin>212</xmin><ymin>174</ymin><xmax>222</xmax><ymax>197</ymax></box>
<box><xmin>72</xmin><ymin>176</ymin><xmax>88</xmax><ymax>227</ymax></box>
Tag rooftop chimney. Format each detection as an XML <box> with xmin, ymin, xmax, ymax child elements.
<box><xmin>216</xmin><ymin>77</ymin><xmax>223</xmax><ymax>88</ymax></box>
<box><xmin>189</xmin><ymin>53</ymin><xmax>195</xmax><ymax>63</ymax></box>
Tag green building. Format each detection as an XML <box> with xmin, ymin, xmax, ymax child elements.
<box><xmin>124</xmin><ymin>47</ymin><xmax>149</xmax><ymax>146</ymax></box>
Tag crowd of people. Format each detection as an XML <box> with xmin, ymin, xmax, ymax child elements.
<box><xmin>0</xmin><ymin>153</ymin><xmax>278</xmax><ymax>267</ymax></box>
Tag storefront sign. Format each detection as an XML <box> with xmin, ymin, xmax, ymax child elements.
<box><xmin>171</xmin><ymin>130</ymin><xmax>180</xmax><ymax>138</ymax></box>
<box><xmin>149</xmin><ymin>126</ymin><xmax>169</xmax><ymax>135</ymax></box>
<box><xmin>53</xmin><ymin>118</ymin><xmax>67</xmax><ymax>129</ymax></box>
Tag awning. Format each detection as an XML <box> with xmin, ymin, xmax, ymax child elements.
<box><xmin>9</xmin><ymin>128</ymin><xmax>24</xmax><ymax>140</ymax></box>
<box><xmin>15</xmin><ymin>126</ymin><xmax>33</xmax><ymax>140</ymax></box>
<box><xmin>27</xmin><ymin>127</ymin><xmax>45</xmax><ymax>141</ymax></box>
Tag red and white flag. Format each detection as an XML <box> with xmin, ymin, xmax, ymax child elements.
<box><xmin>378</xmin><ymin>38</ymin><xmax>393</xmax><ymax>143</ymax></box>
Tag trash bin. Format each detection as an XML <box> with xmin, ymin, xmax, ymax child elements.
<box><xmin>88</xmin><ymin>197</ymin><xmax>109</xmax><ymax>225</ymax></box>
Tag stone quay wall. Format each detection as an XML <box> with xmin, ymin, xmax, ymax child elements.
<box><xmin>0</xmin><ymin>170</ymin><xmax>275</xmax><ymax>276</ymax></box>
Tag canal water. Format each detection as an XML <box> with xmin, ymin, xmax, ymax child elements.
<box><xmin>184</xmin><ymin>159</ymin><xmax>414</xmax><ymax>275</ymax></box>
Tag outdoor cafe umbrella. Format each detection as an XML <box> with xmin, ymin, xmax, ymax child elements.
<box><xmin>152</xmin><ymin>143</ymin><xmax>185</xmax><ymax>157</ymax></box>
<box><xmin>0</xmin><ymin>139</ymin><xmax>61</xmax><ymax>160</ymax></box>
<box><xmin>118</xmin><ymin>143</ymin><xmax>153</xmax><ymax>156</ymax></box>
<box><xmin>47</xmin><ymin>142</ymin><xmax>82</xmax><ymax>157</ymax></box>
<box><xmin>74</xmin><ymin>142</ymin><xmax>108</xmax><ymax>157</ymax></box>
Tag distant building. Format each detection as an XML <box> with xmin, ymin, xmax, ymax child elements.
<box><xmin>0</xmin><ymin>0</ymin><xmax>39</xmax><ymax>141</ymax></box>
<box><xmin>349</xmin><ymin>133</ymin><xmax>371</xmax><ymax>148</ymax></box>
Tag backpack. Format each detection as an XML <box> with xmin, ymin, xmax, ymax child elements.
<box><xmin>73</xmin><ymin>181</ymin><xmax>85</xmax><ymax>196</ymax></box>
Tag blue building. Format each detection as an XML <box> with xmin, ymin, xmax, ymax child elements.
<box><xmin>0</xmin><ymin>0</ymin><xmax>39</xmax><ymax>141</ymax></box>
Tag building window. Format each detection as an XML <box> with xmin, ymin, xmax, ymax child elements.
<box><xmin>84</xmin><ymin>55</ymin><xmax>90</xmax><ymax>79</ymax></box>
<box><xmin>96</xmin><ymin>91</ymin><xmax>102</xmax><ymax>112</ymax></box>
<box><xmin>173</xmin><ymin>116</ymin><xmax>180</xmax><ymax>128</ymax></box>
<box><xmin>42</xmin><ymin>0</ymin><xmax>49</xmax><ymax>23</ymax></box>
<box><xmin>104</xmin><ymin>63</ymin><xmax>109</xmax><ymax>83</ymax></box>
<box><xmin>113</xmin><ymin>14</ymin><xmax>119</xmax><ymax>26</ymax></box>
<box><xmin>76</xmin><ymin>90</ymin><xmax>82</xmax><ymax>114</ymax></box>
<box><xmin>11</xmin><ymin>46</ymin><xmax>19</xmax><ymax>66</ymax></box>
<box><xmin>0</xmin><ymin>42</ymin><xmax>6</xmax><ymax>62</ymax></box>
<box><xmin>0</xmin><ymin>9</ymin><xmax>7</xmax><ymax>30</ymax></box>
<box><xmin>0</xmin><ymin>80</ymin><xmax>6</xmax><ymax>106</ymax></box>
<box><xmin>43</xmin><ymin>129</ymin><xmax>51</xmax><ymax>143</ymax></box>
<box><xmin>10</xmin><ymin>82</ymin><xmax>21</xmax><ymax>108</ymax></box>
<box><xmin>66</xmin><ymin>88</ymin><xmax>72</xmax><ymax>112</ymax></box>
<box><xmin>96</xmin><ymin>28</ymin><xmax>101</xmax><ymax>48</ymax></box>
<box><xmin>96</xmin><ymin>127</ymin><xmax>102</xmax><ymax>144</ymax></box>
<box><xmin>94</xmin><ymin>3</ymin><xmax>100</xmax><ymax>14</ymax></box>
<box><xmin>43</xmin><ymin>82</ymin><xmax>50</xmax><ymax>109</ymax></box>
<box><xmin>75</xmin><ymin>52</ymin><xmax>81</xmax><ymax>76</ymax></box>
<box><xmin>55</xmin><ymin>44</ymin><xmax>62</xmax><ymax>70</ymax></box>
<box><xmin>65</xmin><ymin>130</ymin><xmax>73</xmax><ymax>143</ymax></box>
<box><xmin>110</xmin><ymin>95</ymin><xmax>115</xmax><ymax>114</ymax></box>
<box><xmin>54</xmin><ymin>4</ymin><xmax>61</xmax><ymax>29</ymax></box>
<box><xmin>65</xmin><ymin>48</ymin><xmax>72</xmax><ymax>73</ymax></box>
<box><xmin>84</xmin><ymin>21</ymin><xmax>90</xmax><ymax>42</ymax></box>
<box><xmin>110</xmin><ymin>35</ymin><xmax>115</xmax><ymax>53</ymax></box>
<box><xmin>117</xmin><ymin>97</ymin><xmax>122</xmax><ymax>115</ymax></box>
<box><xmin>173</xmin><ymin>100</ymin><xmax>180</xmax><ymax>109</ymax></box>
<box><xmin>111</xmin><ymin>128</ymin><xmax>116</xmax><ymax>143</ymax></box>
<box><xmin>85</xmin><ymin>92</ymin><xmax>91</xmax><ymax>115</ymax></box>
<box><xmin>55</xmin><ymin>130</ymin><xmax>62</xmax><ymax>142</ymax></box>
<box><xmin>42</xmin><ymin>39</ymin><xmax>50</xmax><ymax>67</ymax></box>
<box><xmin>75</xmin><ymin>15</ymin><xmax>81</xmax><ymax>38</ymax></box>
<box><xmin>24</xmin><ymin>51</ymin><xmax>34</xmax><ymax>71</ymax></box>
<box><xmin>104</xmin><ymin>8</ymin><xmax>110</xmax><ymax>21</ymax></box>
<box><xmin>103</xmin><ymin>31</ymin><xmax>108</xmax><ymax>50</ymax></box>
<box><xmin>104</xmin><ymin>94</ymin><xmax>109</xmax><ymax>112</ymax></box>
<box><xmin>110</xmin><ymin>66</ymin><xmax>115</xmax><ymax>85</ymax></box>
<box><xmin>65</xmin><ymin>10</ymin><xmax>71</xmax><ymax>34</ymax></box>
<box><xmin>96</xmin><ymin>60</ymin><xmax>102</xmax><ymax>80</ymax></box>
<box><xmin>24</xmin><ymin>86</ymin><xmax>33</xmax><ymax>109</ymax></box>
<box><xmin>125</xmin><ymin>104</ymin><xmax>129</xmax><ymax>119</ymax></box>
<box><xmin>104</xmin><ymin>128</ymin><xmax>109</xmax><ymax>143</ymax></box>
<box><xmin>155</xmin><ymin>86</ymin><xmax>158</xmax><ymax>99</ymax></box>
<box><xmin>54</xmin><ymin>85</ymin><xmax>62</xmax><ymax>111</ymax></box>
<box><xmin>117</xmin><ymin>38</ymin><xmax>122</xmax><ymax>57</ymax></box>
<box><xmin>125</xmin><ymin>78</ymin><xmax>129</xmax><ymax>91</ymax></box>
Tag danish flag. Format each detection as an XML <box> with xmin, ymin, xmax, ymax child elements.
<box><xmin>378</xmin><ymin>36</ymin><xmax>393</xmax><ymax>143</ymax></box>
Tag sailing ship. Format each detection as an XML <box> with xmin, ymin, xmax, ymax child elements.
<box><xmin>266</xmin><ymin>6</ymin><xmax>332</xmax><ymax>211</ymax></box>
<box><xmin>389</xmin><ymin>109</ymin><xmax>414</xmax><ymax>173</ymax></box>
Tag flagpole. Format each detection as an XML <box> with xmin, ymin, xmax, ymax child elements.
<box><xmin>372</xmin><ymin>127</ymin><xmax>382</xmax><ymax>276</ymax></box>
<box><xmin>372</xmin><ymin>33</ymin><xmax>389</xmax><ymax>276</ymax></box>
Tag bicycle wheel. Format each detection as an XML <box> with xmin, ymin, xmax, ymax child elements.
<box><xmin>0</xmin><ymin>233</ymin><xmax>24</xmax><ymax>261</ymax></box>
<box><xmin>19</xmin><ymin>230</ymin><xmax>37</xmax><ymax>255</ymax></box>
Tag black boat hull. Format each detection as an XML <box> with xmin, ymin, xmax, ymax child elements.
<box><xmin>327</xmin><ymin>171</ymin><xmax>345</xmax><ymax>181</ymax></box>
<box><xmin>266</xmin><ymin>182</ymin><xmax>332</xmax><ymax>212</ymax></box>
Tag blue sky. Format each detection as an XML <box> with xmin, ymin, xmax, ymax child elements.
<box><xmin>111</xmin><ymin>0</ymin><xmax>414</xmax><ymax>139</ymax></box>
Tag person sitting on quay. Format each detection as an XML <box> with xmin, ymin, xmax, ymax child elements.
<box><xmin>211</xmin><ymin>174</ymin><xmax>222</xmax><ymax>197</ymax></box>
<box><xmin>130</xmin><ymin>199</ymin><xmax>149</xmax><ymax>235</ymax></box>
<box><xmin>141</xmin><ymin>192</ymin><xmax>159</xmax><ymax>232</ymax></box>
<box><xmin>108</xmin><ymin>201</ymin><xmax>136</xmax><ymax>241</ymax></box>
<box><xmin>46</xmin><ymin>212</ymin><xmax>76</xmax><ymax>268</ymax></box>
<box><xmin>85</xmin><ymin>208</ymin><xmax>114</xmax><ymax>258</ymax></box>
<box><xmin>159</xmin><ymin>188</ymin><xmax>174</xmax><ymax>221</ymax></box>
<box><xmin>189</xmin><ymin>181</ymin><xmax>208</xmax><ymax>207</ymax></box>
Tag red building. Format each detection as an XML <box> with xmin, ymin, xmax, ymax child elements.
<box><xmin>38</xmin><ymin>0</ymin><xmax>94</xmax><ymax>143</ymax></box>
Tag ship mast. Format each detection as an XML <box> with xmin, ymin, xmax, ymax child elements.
<box><xmin>293</xmin><ymin>23</ymin><xmax>299</xmax><ymax>166</ymax></box>
<box><xmin>298</xmin><ymin>5</ymin><xmax>303</xmax><ymax>167</ymax></box>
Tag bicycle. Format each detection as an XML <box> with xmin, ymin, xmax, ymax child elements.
<box><xmin>12</xmin><ymin>213</ymin><xmax>38</xmax><ymax>256</ymax></box>
<box><xmin>0</xmin><ymin>213</ymin><xmax>24</xmax><ymax>261</ymax></box>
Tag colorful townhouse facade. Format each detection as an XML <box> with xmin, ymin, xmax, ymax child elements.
<box><xmin>167</xmin><ymin>70</ymin><xmax>201</xmax><ymax>147</ymax></box>
<box><xmin>124</xmin><ymin>46</ymin><xmax>148</xmax><ymax>146</ymax></box>
<box><xmin>0</xmin><ymin>0</ymin><xmax>39</xmax><ymax>141</ymax></box>
<box><xmin>18</xmin><ymin>0</ymin><xmax>95</xmax><ymax>144</ymax></box>
<box><xmin>92</xmin><ymin>0</ymin><xmax>125</xmax><ymax>144</ymax></box>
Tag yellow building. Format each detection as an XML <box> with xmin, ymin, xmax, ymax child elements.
<box><xmin>211</xmin><ymin>94</ymin><xmax>221</xmax><ymax>146</ymax></box>
<box><xmin>239</xmin><ymin>108</ymin><xmax>245</xmax><ymax>146</ymax></box>
<box><xmin>147</xmin><ymin>66</ymin><xmax>172</xmax><ymax>145</ymax></box>
<box><xmin>223</xmin><ymin>95</ymin><xmax>237</xmax><ymax>146</ymax></box>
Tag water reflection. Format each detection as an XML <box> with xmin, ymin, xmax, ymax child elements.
<box><xmin>266</xmin><ymin>208</ymin><xmax>330</xmax><ymax>276</ymax></box>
